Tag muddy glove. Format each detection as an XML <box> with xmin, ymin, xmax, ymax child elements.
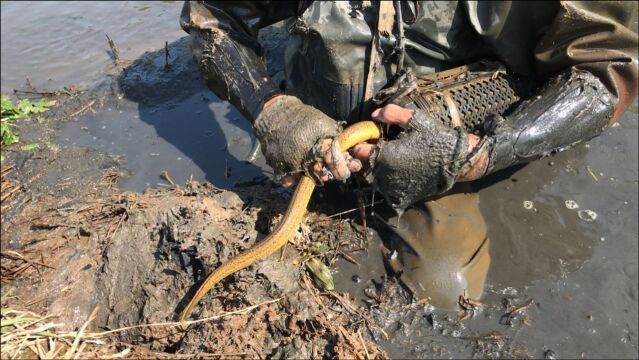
<box><xmin>483</xmin><ymin>69</ymin><xmax>616</xmax><ymax>176</ymax></box>
<box><xmin>254</xmin><ymin>95</ymin><xmax>352</xmax><ymax>182</ymax></box>
<box><xmin>370</xmin><ymin>105</ymin><xmax>471</xmax><ymax>209</ymax></box>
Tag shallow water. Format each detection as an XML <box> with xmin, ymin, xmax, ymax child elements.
<box><xmin>2</xmin><ymin>1</ymin><xmax>637</xmax><ymax>358</ymax></box>
<box><xmin>1</xmin><ymin>1</ymin><xmax>184</xmax><ymax>94</ymax></box>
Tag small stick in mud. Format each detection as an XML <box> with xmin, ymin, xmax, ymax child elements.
<box><xmin>586</xmin><ymin>165</ymin><xmax>599</xmax><ymax>182</ymax></box>
<box><xmin>325</xmin><ymin>200</ymin><xmax>384</xmax><ymax>219</ymax></box>
<box><xmin>224</xmin><ymin>157</ymin><xmax>230</xmax><ymax>179</ymax></box>
<box><xmin>357</xmin><ymin>329</ymin><xmax>371</xmax><ymax>359</ymax></box>
<box><xmin>161</xmin><ymin>170</ymin><xmax>177</xmax><ymax>188</ymax></box>
<box><xmin>164</xmin><ymin>41</ymin><xmax>170</xmax><ymax>69</ymax></box>
<box><xmin>500</xmin><ymin>298</ymin><xmax>534</xmax><ymax>326</ymax></box>
<box><xmin>356</xmin><ymin>188</ymin><xmax>368</xmax><ymax>242</ymax></box>
<box><xmin>1</xmin><ymin>183</ymin><xmax>23</xmax><ymax>202</ymax></box>
<box><xmin>66</xmin><ymin>304</ymin><xmax>101</xmax><ymax>358</ymax></box>
<box><xmin>69</xmin><ymin>100</ymin><xmax>96</xmax><ymax>118</ymax></box>
<box><xmin>105</xmin><ymin>33</ymin><xmax>120</xmax><ymax>64</ymax></box>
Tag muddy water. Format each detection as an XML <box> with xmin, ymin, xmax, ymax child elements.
<box><xmin>0</xmin><ymin>1</ymin><xmax>184</xmax><ymax>94</ymax></box>
<box><xmin>2</xmin><ymin>1</ymin><xmax>637</xmax><ymax>358</ymax></box>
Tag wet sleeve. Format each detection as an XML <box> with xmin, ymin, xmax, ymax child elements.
<box><xmin>179</xmin><ymin>1</ymin><xmax>301</xmax><ymax>123</ymax></box>
<box><xmin>534</xmin><ymin>1</ymin><xmax>638</xmax><ymax>125</ymax></box>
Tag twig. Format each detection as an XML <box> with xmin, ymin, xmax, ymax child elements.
<box><xmin>84</xmin><ymin>298</ymin><xmax>281</xmax><ymax>337</ymax></box>
<box><xmin>105</xmin><ymin>34</ymin><xmax>120</xmax><ymax>63</ymax></box>
<box><xmin>164</xmin><ymin>41</ymin><xmax>170</xmax><ymax>69</ymax></box>
<box><xmin>69</xmin><ymin>100</ymin><xmax>96</xmax><ymax>118</ymax></box>
<box><xmin>339</xmin><ymin>251</ymin><xmax>360</xmax><ymax>267</ymax></box>
<box><xmin>326</xmin><ymin>200</ymin><xmax>384</xmax><ymax>219</ymax></box>
<box><xmin>66</xmin><ymin>304</ymin><xmax>100</xmax><ymax>359</ymax></box>
<box><xmin>279</xmin><ymin>240</ymin><xmax>288</xmax><ymax>261</ymax></box>
<box><xmin>1</xmin><ymin>184</ymin><xmax>22</xmax><ymax>202</ymax></box>
<box><xmin>322</xmin><ymin>291</ymin><xmax>389</xmax><ymax>340</ymax></box>
<box><xmin>1</xmin><ymin>165</ymin><xmax>15</xmax><ymax>177</ymax></box>
<box><xmin>586</xmin><ymin>166</ymin><xmax>599</xmax><ymax>182</ymax></box>
<box><xmin>357</xmin><ymin>330</ymin><xmax>370</xmax><ymax>360</ymax></box>
<box><xmin>224</xmin><ymin>157</ymin><xmax>230</xmax><ymax>179</ymax></box>
<box><xmin>1</xmin><ymin>250</ymin><xmax>56</xmax><ymax>269</ymax></box>
<box><xmin>161</xmin><ymin>170</ymin><xmax>177</xmax><ymax>188</ymax></box>
<box><xmin>13</xmin><ymin>88</ymin><xmax>73</xmax><ymax>96</ymax></box>
<box><xmin>356</xmin><ymin>189</ymin><xmax>368</xmax><ymax>242</ymax></box>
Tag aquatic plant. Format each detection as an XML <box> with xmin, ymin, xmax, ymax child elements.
<box><xmin>0</xmin><ymin>95</ymin><xmax>55</xmax><ymax>162</ymax></box>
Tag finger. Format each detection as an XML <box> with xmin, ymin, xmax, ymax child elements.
<box><xmin>282</xmin><ymin>175</ymin><xmax>299</xmax><ymax>188</ymax></box>
<box><xmin>326</xmin><ymin>141</ymin><xmax>350</xmax><ymax>180</ymax></box>
<box><xmin>346</xmin><ymin>157</ymin><xmax>363</xmax><ymax>173</ymax></box>
<box><xmin>311</xmin><ymin>162</ymin><xmax>329</xmax><ymax>183</ymax></box>
<box><xmin>343</xmin><ymin>152</ymin><xmax>362</xmax><ymax>173</ymax></box>
<box><xmin>351</xmin><ymin>143</ymin><xmax>376</xmax><ymax>162</ymax></box>
<box><xmin>371</xmin><ymin>104</ymin><xmax>414</xmax><ymax>128</ymax></box>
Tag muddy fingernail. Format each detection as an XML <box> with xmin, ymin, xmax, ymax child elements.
<box><xmin>348</xmin><ymin>159</ymin><xmax>362</xmax><ymax>172</ymax></box>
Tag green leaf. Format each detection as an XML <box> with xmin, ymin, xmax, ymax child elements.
<box><xmin>1</xmin><ymin>122</ymin><xmax>19</xmax><ymax>145</ymax></box>
<box><xmin>0</xmin><ymin>96</ymin><xmax>56</xmax><ymax>145</ymax></box>
<box><xmin>21</xmin><ymin>143</ymin><xmax>39</xmax><ymax>151</ymax></box>
<box><xmin>305</xmin><ymin>258</ymin><xmax>334</xmax><ymax>290</ymax></box>
<box><xmin>309</xmin><ymin>241</ymin><xmax>330</xmax><ymax>255</ymax></box>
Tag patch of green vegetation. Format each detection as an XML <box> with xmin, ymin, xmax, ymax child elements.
<box><xmin>1</xmin><ymin>95</ymin><xmax>55</xmax><ymax>163</ymax></box>
<box><xmin>20</xmin><ymin>143</ymin><xmax>39</xmax><ymax>151</ymax></box>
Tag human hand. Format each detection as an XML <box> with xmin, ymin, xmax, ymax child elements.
<box><xmin>256</xmin><ymin>95</ymin><xmax>363</xmax><ymax>187</ymax></box>
<box><xmin>350</xmin><ymin>104</ymin><xmax>486</xmax><ymax>208</ymax></box>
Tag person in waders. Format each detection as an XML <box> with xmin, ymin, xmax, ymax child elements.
<box><xmin>179</xmin><ymin>1</ymin><xmax>638</xmax><ymax>309</ymax></box>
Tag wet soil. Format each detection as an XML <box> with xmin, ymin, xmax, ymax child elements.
<box><xmin>1</xmin><ymin>2</ymin><xmax>638</xmax><ymax>359</ymax></box>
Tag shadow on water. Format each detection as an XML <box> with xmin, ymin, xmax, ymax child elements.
<box><xmin>114</xmin><ymin>36</ymin><xmax>268</xmax><ymax>191</ymax></box>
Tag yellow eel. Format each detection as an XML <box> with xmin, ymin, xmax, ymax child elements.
<box><xmin>179</xmin><ymin>121</ymin><xmax>382</xmax><ymax>322</ymax></box>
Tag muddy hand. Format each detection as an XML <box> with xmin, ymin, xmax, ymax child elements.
<box><xmin>351</xmin><ymin>104</ymin><xmax>414</xmax><ymax>164</ymax></box>
<box><xmin>282</xmin><ymin>138</ymin><xmax>363</xmax><ymax>187</ymax></box>
<box><xmin>352</xmin><ymin>104</ymin><xmax>482</xmax><ymax>180</ymax></box>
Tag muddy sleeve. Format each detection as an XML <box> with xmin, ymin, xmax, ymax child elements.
<box><xmin>534</xmin><ymin>1</ymin><xmax>638</xmax><ymax>124</ymax></box>
<box><xmin>179</xmin><ymin>1</ymin><xmax>301</xmax><ymax>123</ymax></box>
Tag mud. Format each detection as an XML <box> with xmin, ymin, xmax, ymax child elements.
<box><xmin>1</xmin><ymin>2</ymin><xmax>638</xmax><ymax>359</ymax></box>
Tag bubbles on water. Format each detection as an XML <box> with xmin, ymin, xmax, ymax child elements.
<box><xmin>500</xmin><ymin>287</ymin><xmax>518</xmax><ymax>296</ymax></box>
<box><xmin>523</xmin><ymin>200</ymin><xmax>534</xmax><ymax>210</ymax></box>
<box><xmin>578</xmin><ymin>210</ymin><xmax>598</xmax><ymax>222</ymax></box>
<box><xmin>423</xmin><ymin>304</ymin><xmax>435</xmax><ymax>314</ymax></box>
<box><xmin>565</xmin><ymin>200</ymin><xmax>579</xmax><ymax>210</ymax></box>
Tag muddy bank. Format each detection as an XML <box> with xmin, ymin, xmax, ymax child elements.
<box><xmin>2</xmin><ymin>169</ymin><xmax>388</xmax><ymax>358</ymax></box>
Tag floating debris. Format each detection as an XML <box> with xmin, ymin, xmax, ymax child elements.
<box><xmin>578</xmin><ymin>210</ymin><xmax>597</xmax><ymax>222</ymax></box>
<box><xmin>523</xmin><ymin>200</ymin><xmax>534</xmax><ymax>210</ymax></box>
<box><xmin>544</xmin><ymin>349</ymin><xmax>558</xmax><ymax>359</ymax></box>
<box><xmin>352</xmin><ymin>275</ymin><xmax>361</xmax><ymax>283</ymax></box>
<box><xmin>586</xmin><ymin>166</ymin><xmax>599</xmax><ymax>182</ymax></box>
<box><xmin>564</xmin><ymin>200</ymin><xmax>579</xmax><ymax>210</ymax></box>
